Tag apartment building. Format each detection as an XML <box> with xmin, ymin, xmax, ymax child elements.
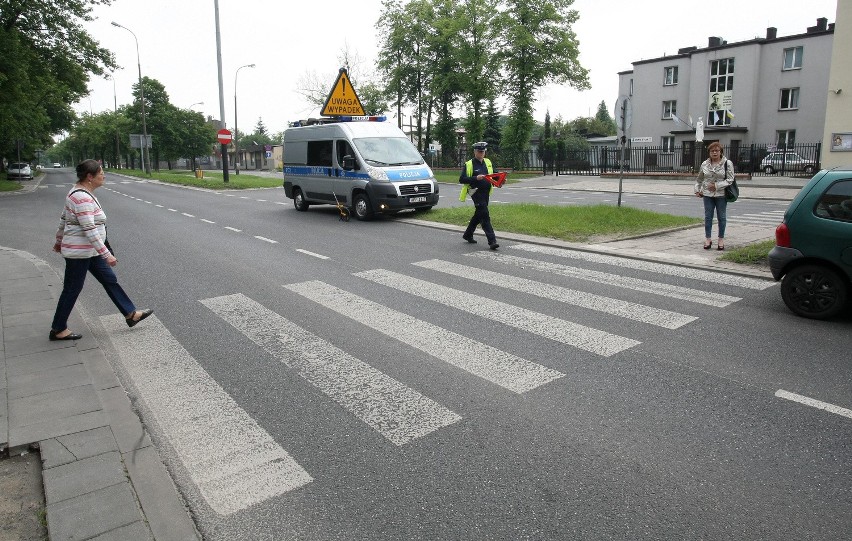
<box><xmin>618</xmin><ymin>17</ymin><xmax>834</xmax><ymax>158</ymax></box>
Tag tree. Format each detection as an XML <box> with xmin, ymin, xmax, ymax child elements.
<box><xmin>594</xmin><ymin>99</ymin><xmax>617</xmax><ymax>135</ymax></box>
<box><xmin>496</xmin><ymin>0</ymin><xmax>589</xmax><ymax>168</ymax></box>
<box><xmin>456</xmin><ymin>0</ymin><xmax>496</xmax><ymax>148</ymax></box>
<box><xmin>0</xmin><ymin>0</ymin><xmax>116</xmax><ymax>167</ymax></box>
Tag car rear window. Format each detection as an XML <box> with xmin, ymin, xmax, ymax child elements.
<box><xmin>814</xmin><ymin>179</ymin><xmax>852</xmax><ymax>222</ymax></box>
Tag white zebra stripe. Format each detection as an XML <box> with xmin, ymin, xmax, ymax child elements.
<box><xmin>100</xmin><ymin>314</ymin><xmax>312</xmax><ymax>515</ymax></box>
<box><xmin>284</xmin><ymin>280</ymin><xmax>564</xmax><ymax>393</ymax></box>
<box><xmin>507</xmin><ymin>243</ymin><xmax>774</xmax><ymax>290</ymax></box>
<box><xmin>201</xmin><ymin>293</ymin><xmax>460</xmax><ymax>446</ymax></box>
<box><xmin>470</xmin><ymin>252</ymin><xmax>741</xmax><ymax>307</ymax></box>
<box><xmin>413</xmin><ymin>259</ymin><xmax>697</xmax><ymax>329</ymax></box>
<box><xmin>354</xmin><ymin>269</ymin><xmax>639</xmax><ymax>357</ymax></box>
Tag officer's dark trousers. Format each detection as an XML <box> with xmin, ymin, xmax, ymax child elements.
<box><xmin>464</xmin><ymin>202</ymin><xmax>496</xmax><ymax>245</ymax></box>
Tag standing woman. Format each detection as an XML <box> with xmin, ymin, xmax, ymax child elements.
<box><xmin>49</xmin><ymin>160</ymin><xmax>152</xmax><ymax>341</ymax></box>
<box><xmin>694</xmin><ymin>142</ymin><xmax>734</xmax><ymax>250</ymax></box>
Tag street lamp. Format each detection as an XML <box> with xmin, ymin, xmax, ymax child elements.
<box><xmin>189</xmin><ymin>101</ymin><xmax>204</xmax><ymax>110</ymax></box>
<box><xmin>111</xmin><ymin>21</ymin><xmax>151</xmax><ymax>175</ymax></box>
<box><xmin>234</xmin><ymin>63</ymin><xmax>255</xmax><ymax>175</ymax></box>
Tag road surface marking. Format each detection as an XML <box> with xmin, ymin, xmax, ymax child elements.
<box><xmin>254</xmin><ymin>236</ymin><xmax>277</xmax><ymax>244</ymax></box>
<box><xmin>471</xmin><ymin>252</ymin><xmax>741</xmax><ymax>308</ymax></box>
<box><xmin>296</xmin><ymin>249</ymin><xmax>329</xmax><ymax>260</ymax></box>
<box><xmin>100</xmin><ymin>314</ymin><xmax>312</xmax><ymax>515</ymax></box>
<box><xmin>354</xmin><ymin>269</ymin><xmax>639</xmax><ymax>357</ymax></box>
<box><xmin>775</xmin><ymin>390</ymin><xmax>852</xmax><ymax>420</ymax></box>
<box><xmin>201</xmin><ymin>219</ymin><xmax>215</xmax><ymax>224</ymax></box>
<box><xmin>508</xmin><ymin>244</ymin><xmax>774</xmax><ymax>290</ymax></box>
<box><xmin>201</xmin><ymin>293</ymin><xmax>460</xmax><ymax>446</ymax></box>
<box><xmin>414</xmin><ymin>259</ymin><xmax>697</xmax><ymax>329</ymax></box>
<box><xmin>182</xmin><ymin>213</ymin><xmax>195</xmax><ymax>218</ymax></box>
<box><xmin>285</xmin><ymin>280</ymin><xmax>564</xmax><ymax>394</ymax></box>
<box><xmin>225</xmin><ymin>227</ymin><xmax>241</xmax><ymax>232</ymax></box>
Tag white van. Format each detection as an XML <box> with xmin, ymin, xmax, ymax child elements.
<box><xmin>282</xmin><ymin>118</ymin><xmax>439</xmax><ymax>220</ymax></box>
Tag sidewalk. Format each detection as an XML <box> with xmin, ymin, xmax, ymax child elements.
<box><xmin>0</xmin><ymin>247</ymin><xmax>199</xmax><ymax>540</ymax></box>
<box><xmin>0</xmin><ymin>173</ymin><xmax>801</xmax><ymax>539</ymax></box>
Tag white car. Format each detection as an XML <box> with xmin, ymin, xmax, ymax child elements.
<box><xmin>53</xmin><ymin>163</ymin><xmax>61</xmax><ymax>168</ymax></box>
<box><xmin>760</xmin><ymin>152</ymin><xmax>817</xmax><ymax>175</ymax></box>
<box><xmin>7</xmin><ymin>162</ymin><xmax>33</xmax><ymax>180</ymax></box>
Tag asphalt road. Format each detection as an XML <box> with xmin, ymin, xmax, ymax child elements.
<box><xmin>3</xmin><ymin>169</ymin><xmax>850</xmax><ymax>540</ymax></box>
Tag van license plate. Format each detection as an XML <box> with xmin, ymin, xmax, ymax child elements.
<box><xmin>409</xmin><ymin>196</ymin><xmax>427</xmax><ymax>203</ymax></box>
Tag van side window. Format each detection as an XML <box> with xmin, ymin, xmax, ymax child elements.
<box><xmin>307</xmin><ymin>140</ymin><xmax>333</xmax><ymax>167</ymax></box>
<box><xmin>814</xmin><ymin>180</ymin><xmax>852</xmax><ymax>222</ymax></box>
<box><xmin>336</xmin><ymin>141</ymin><xmax>358</xmax><ymax>169</ymax></box>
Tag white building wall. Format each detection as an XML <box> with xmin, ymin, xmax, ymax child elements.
<box><xmin>822</xmin><ymin>1</ymin><xmax>852</xmax><ymax>168</ymax></box>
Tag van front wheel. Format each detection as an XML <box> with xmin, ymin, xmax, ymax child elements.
<box><xmin>353</xmin><ymin>193</ymin><xmax>373</xmax><ymax>221</ymax></box>
<box><xmin>293</xmin><ymin>189</ymin><xmax>309</xmax><ymax>211</ymax></box>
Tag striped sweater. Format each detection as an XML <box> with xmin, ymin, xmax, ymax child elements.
<box><xmin>55</xmin><ymin>188</ymin><xmax>110</xmax><ymax>259</ymax></box>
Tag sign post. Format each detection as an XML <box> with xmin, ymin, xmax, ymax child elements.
<box><xmin>614</xmin><ymin>96</ymin><xmax>632</xmax><ymax>207</ymax></box>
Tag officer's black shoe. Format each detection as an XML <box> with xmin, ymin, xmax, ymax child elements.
<box><xmin>489</xmin><ymin>243</ymin><xmax>500</xmax><ymax>250</ymax></box>
<box><xmin>462</xmin><ymin>234</ymin><xmax>477</xmax><ymax>244</ymax></box>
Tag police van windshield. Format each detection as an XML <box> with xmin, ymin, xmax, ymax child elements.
<box><xmin>352</xmin><ymin>137</ymin><xmax>424</xmax><ymax>166</ymax></box>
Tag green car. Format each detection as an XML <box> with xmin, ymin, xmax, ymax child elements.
<box><xmin>769</xmin><ymin>167</ymin><xmax>852</xmax><ymax>319</ymax></box>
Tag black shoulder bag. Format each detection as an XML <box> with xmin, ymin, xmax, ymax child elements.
<box><xmin>723</xmin><ymin>160</ymin><xmax>739</xmax><ymax>203</ymax></box>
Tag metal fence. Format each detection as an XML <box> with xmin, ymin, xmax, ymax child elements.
<box><xmin>428</xmin><ymin>143</ymin><xmax>822</xmax><ymax>177</ymax></box>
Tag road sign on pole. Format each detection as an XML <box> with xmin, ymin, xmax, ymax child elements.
<box><xmin>217</xmin><ymin>129</ymin><xmax>233</xmax><ymax>145</ymax></box>
<box><xmin>321</xmin><ymin>68</ymin><xmax>365</xmax><ymax>117</ymax></box>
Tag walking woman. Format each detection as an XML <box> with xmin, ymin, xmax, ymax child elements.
<box><xmin>49</xmin><ymin>160</ymin><xmax>152</xmax><ymax>341</ymax></box>
<box><xmin>694</xmin><ymin>142</ymin><xmax>735</xmax><ymax>250</ymax></box>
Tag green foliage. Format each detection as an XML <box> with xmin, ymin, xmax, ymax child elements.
<box><xmin>719</xmin><ymin>239</ymin><xmax>775</xmax><ymax>266</ymax></box>
<box><xmin>0</xmin><ymin>0</ymin><xmax>116</xmax><ymax>165</ymax></box>
<box><xmin>424</xmin><ymin>203</ymin><xmax>699</xmax><ymax>242</ymax></box>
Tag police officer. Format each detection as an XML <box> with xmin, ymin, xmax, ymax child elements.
<box><xmin>459</xmin><ymin>141</ymin><xmax>499</xmax><ymax>250</ymax></box>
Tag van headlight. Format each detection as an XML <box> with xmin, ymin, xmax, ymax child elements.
<box><xmin>365</xmin><ymin>164</ymin><xmax>389</xmax><ymax>180</ymax></box>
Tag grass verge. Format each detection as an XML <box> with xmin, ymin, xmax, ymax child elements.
<box><xmin>0</xmin><ymin>179</ymin><xmax>22</xmax><ymax>191</ymax></box>
<box><xmin>108</xmin><ymin>168</ymin><xmax>280</xmax><ymax>189</ymax></box>
<box><xmin>420</xmin><ymin>203</ymin><xmax>700</xmax><ymax>243</ymax></box>
<box><xmin>719</xmin><ymin>239</ymin><xmax>775</xmax><ymax>266</ymax></box>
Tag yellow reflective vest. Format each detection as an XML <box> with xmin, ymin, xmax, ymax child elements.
<box><xmin>459</xmin><ymin>158</ymin><xmax>493</xmax><ymax>202</ymax></box>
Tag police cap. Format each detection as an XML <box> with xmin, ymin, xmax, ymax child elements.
<box><xmin>472</xmin><ymin>141</ymin><xmax>488</xmax><ymax>150</ymax></box>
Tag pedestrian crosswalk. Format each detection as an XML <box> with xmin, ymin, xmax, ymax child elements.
<box><xmin>102</xmin><ymin>244</ymin><xmax>775</xmax><ymax>516</ymax></box>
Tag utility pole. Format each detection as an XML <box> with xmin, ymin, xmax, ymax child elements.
<box><xmin>214</xmin><ymin>0</ymin><xmax>230</xmax><ymax>182</ymax></box>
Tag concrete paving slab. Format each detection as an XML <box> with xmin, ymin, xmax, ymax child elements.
<box><xmin>0</xmin><ymin>276</ymin><xmax>49</xmax><ymax>296</ymax></box>
<box><xmin>43</xmin><ymin>450</ymin><xmax>127</xmax><ymax>505</ymax></box>
<box><xmin>39</xmin><ymin>437</ymin><xmax>78</xmax><ymax>468</ymax></box>
<box><xmin>3</xmin><ymin>322</ymin><xmax>56</xmax><ymax>341</ymax></box>
<box><xmin>10</xmin><ymin>410</ymin><xmax>109</xmax><ymax>453</ymax></box>
<box><xmin>46</xmin><ymin>481</ymin><xmax>142</xmax><ymax>541</ymax></box>
<box><xmin>0</xmin><ymin>287</ymin><xmax>54</xmax><ymax>305</ymax></box>
<box><xmin>5</xmin><ymin>347</ymin><xmax>82</xmax><ymax>376</ymax></box>
<box><xmin>8</xmin><ymin>363</ymin><xmax>90</xmax><ymax>400</ymax></box>
<box><xmin>49</xmin><ymin>426</ymin><xmax>118</xmax><ymax>466</ymax></box>
<box><xmin>123</xmin><ymin>445</ymin><xmax>199</xmax><ymax>541</ymax></box>
<box><xmin>80</xmin><ymin>348</ymin><xmax>121</xmax><ymax>391</ymax></box>
<box><xmin>2</xmin><ymin>308</ymin><xmax>53</xmax><ymax>328</ymax></box>
<box><xmin>9</xmin><ymin>385</ymin><xmax>101</xmax><ymax>427</ymax></box>
<box><xmin>89</xmin><ymin>521</ymin><xmax>153</xmax><ymax>540</ymax></box>
<box><xmin>0</xmin><ymin>297</ymin><xmax>56</xmax><ymax>317</ymax></box>
<box><xmin>99</xmin><ymin>385</ymin><xmax>151</xmax><ymax>454</ymax></box>
<box><xmin>3</xmin><ymin>335</ymin><xmax>77</xmax><ymax>358</ymax></box>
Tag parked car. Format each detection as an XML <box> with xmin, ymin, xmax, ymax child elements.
<box><xmin>53</xmin><ymin>163</ymin><xmax>61</xmax><ymax>168</ymax></box>
<box><xmin>7</xmin><ymin>162</ymin><xmax>33</xmax><ymax>180</ymax></box>
<box><xmin>760</xmin><ymin>151</ymin><xmax>817</xmax><ymax>175</ymax></box>
<box><xmin>768</xmin><ymin>167</ymin><xmax>852</xmax><ymax>319</ymax></box>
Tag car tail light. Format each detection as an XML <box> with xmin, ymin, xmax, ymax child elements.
<box><xmin>775</xmin><ymin>223</ymin><xmax>791</xmax><ymax>247</ymax></box>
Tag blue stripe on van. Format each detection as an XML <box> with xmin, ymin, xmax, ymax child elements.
<box><xmin>283</xmin><ymin>165</ymin><xmax>432</xmax><ymax>182</ymax></box>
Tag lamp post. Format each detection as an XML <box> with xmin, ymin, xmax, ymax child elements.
<box><xmin>111</xmin><ymin>21</ymin><xmax>150</xmax><ymax>175</ymax></box>
<box><xmin>234</xmin><ymin>63</ymin><xmax>255</xmax><ymax>175</ymax></box>
<box><xmin>111</xmin><ymin>70</ymin><xmax>120</xmax><ymax>169</ymax></box>
<box><xmin>189</xmin><ymin>101</ymin><xmax>204</xmax><ymax>110</ymax></box>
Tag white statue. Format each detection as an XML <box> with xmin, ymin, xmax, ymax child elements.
<box><xmin>695</xmin><ymin>116</ymin><xmax>705</xmax><ymax>142</ymax></box>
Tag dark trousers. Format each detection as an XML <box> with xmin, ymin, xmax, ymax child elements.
<box><xmin>51</xmin><ymin>256</ymin><xmax>136</xmax><ymax>332</ymax></box>
<box><xmin>464</xmin><ymin>202</ymin><xmax>496</xmax><ymax>244</ymax></box>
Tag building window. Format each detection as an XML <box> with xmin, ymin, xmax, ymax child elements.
<box><xmin>629</xmin><ymin>78</ymin><xmax>634</xmax><ymax>96</ymax></box>
<box><xmin>780</xmin><ymin>88</ymin><xmax>799</xmax><ymax>110</ymax></box>
<box><xmin>661</xmin><ymin>136</ymin><xmax>675</xmax><ymax>152</ymax></box>
<box><xmin>783</xmin><ymin>46</ymin><xmax>803</xmax><ymax>70</ymax></box>
<box><xmin>708</xmin><ymin>58</ymin><xmax>734</xmax><ymax>126</ymax></box>
<box><xmin>777</xmin><ymin>130</ymin><xmax>796</xmax><ymax>149</ymax></box>
<box><xmin>664</xmin><ymin>66</ymin><xmax>678</xmax><ymax>86</ymax></box>
<box><xmin>662</xmin><ymin>100</ymin><xmax>677</xmax><ymax>119</ymax></box>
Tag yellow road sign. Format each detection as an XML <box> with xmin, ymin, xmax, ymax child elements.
<box><xmin>321</xmin><ymin>68</ymin><xmax>365</xmax><ymax>117</ymax></box>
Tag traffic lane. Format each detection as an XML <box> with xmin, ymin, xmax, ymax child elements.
<box><xmin>75</xmin><ymin>186</ymin><xmax>851</xmax><ymax>538</ymax></box>
<box><xmin>95</xmin><ymin>178</ymin><xmax>850</xmax><ymax>406</ymax></box>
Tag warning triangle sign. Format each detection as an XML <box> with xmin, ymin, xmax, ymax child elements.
<box><xmin>321</xmin><ymin>68</ymin><xmax>365</xmax><ymax>117</ymax></box>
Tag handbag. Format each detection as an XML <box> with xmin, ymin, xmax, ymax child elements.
<box><xmin>723</xmin><ymin>160</ymin><xmax>739</xmax><ymax>202</ymax></box>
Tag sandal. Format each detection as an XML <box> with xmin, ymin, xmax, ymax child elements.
<box><xmin>703</xmin><ymin>241</ymin><xmax>712</xmax><ymax>250</ymax></box>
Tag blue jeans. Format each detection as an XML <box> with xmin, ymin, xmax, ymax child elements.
<box><xmin>51</xmin><ymin>256</ymin><xmax>136</xmax><ymax>332</ymax></box>
<box><xmin>703</xmin><ymin>196</ymin><xmax>727</xmax><ymax>239</ymax></box>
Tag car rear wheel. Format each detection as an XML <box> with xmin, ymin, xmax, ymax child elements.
<box><xmin>764</xmin><ymin>165</ymin><xmax>775</xmax><ymax>174</ymax></box>
<box><xmin>780</xmin><ymin>264</ymin><xmax>849</xmax><ymax>320</ymax></box>
<box><xmin>293</xmin><ymin>188</ymin><xmax>309</xmax><ymax>211</ymax></box>
<box><xmin>803</xmin><ymin>165</ymin><xmax>815</xmax><ymax>174</ymax></box>
<box><xmin>352</xmin><ymin>193</ymin><xmax>373</xmax><ymax>221</ymax></box>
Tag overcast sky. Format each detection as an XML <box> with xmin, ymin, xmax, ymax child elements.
<box><xmin>78</xmin><ymin>0</ymin><xmax>838</xmax><ymax>135</ymax></box>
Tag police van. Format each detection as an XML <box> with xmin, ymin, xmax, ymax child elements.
<box><xmin>282</xmin><ymin>117</ymin><xmax>439</xmax><ymax>220</ymax></box>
